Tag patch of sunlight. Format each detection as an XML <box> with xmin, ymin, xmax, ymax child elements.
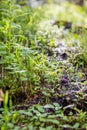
<box><xmin>39</xmin><ymin>2</ymin><xmax>87</xmax><ymax>28</ymax></box>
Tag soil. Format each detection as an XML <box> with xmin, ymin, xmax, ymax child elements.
<box><xmin>13</xmin><ymin>21</ymin><xmax>87</xmax><ymax>115</ymax></box>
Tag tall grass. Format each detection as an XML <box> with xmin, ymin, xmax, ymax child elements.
<box><xmin>0</xmin><ymin>0</ymin><xmax>43</xmax><ymax>96</ymax></box>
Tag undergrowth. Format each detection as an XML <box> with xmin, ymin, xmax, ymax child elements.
<box><xmin>0</xmin><ymin>0</ymin><xmax>87</xmax><ymax>129</ymax></box>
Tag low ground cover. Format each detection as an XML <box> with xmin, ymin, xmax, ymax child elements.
<box><xmin>0</xmin><ymin>0</ymin><xmax>87</xmax><ymax>129</ymax></box>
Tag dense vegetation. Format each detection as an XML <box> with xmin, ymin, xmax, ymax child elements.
<box><xmin>0</xmin><ymin>0</ymin><xmax>87</xmax><ymax>129</ymax></box>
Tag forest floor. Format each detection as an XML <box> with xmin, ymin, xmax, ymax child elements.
<box><xmin>16</xmin><ymin>20</ymin><xmax>87</xmax><ymax>114</ymax></box>
<box><xmin>0</xmin><ymin>2</ymin><xmax>87</xmax><ymax>130</ymax></box>
<box><xmin>13</xmin><ymin>11</ymin><xmax>87</xmax><ymax>130</ymax></box>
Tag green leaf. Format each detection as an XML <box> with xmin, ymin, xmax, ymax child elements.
<box><xmin>13</xmin><ymin>126</ymin><xmax>20</xmax><ymax>130</ymax></box>
<box><xmin>33</xmin><ymin>110</ymin><xmax>41</xmax><ymax>116</ymax></box>
<box><xmin>40</xmin><ymin>126</ymin><xmax>53</xmax><ymax>130</ymax></box>
<box><xmin>7</xmin><ymin>123</ymin><xmax>14</xmax><ymax>128</ymax></box>
<box><xmin>53</xmin><ymin>103</ymin><xmax>61</xmax><ymax>110</ymax></box>
<box><xmin>18</xmin><ymin>110</ymin><xmax>33</xmax><ymax>116</ymax></box>
<box><xmin>73</xmin><ymin>123</ymin><xmax>80</xmax><ymax>128</ymax></box>
<box><xmin>0</xmin><ymin>51</ymin><xmax>7</xmax><ymax>55</ymax></box>
<box><xmin>39</xmin><ymin>113</ymin><xmax>48</xmax><ymax>118</ymax></box>
<box><xmin>44</xmin><ymin>104</ymin><xmax>54</xmax><ymax>109</ymax></box>
<box><xmin>48</xmin><ymin>115</ymin><xmax>59</xmax><ymax>118</ymax></box>
<box><xmin>45</xmin><ymin>126</ymin><xmax>53</xmax><ymax>130</ymax></box>
<box><xmin>28</xmin><ymin>125</ymin><xmax>34</xmax><ymax>130</ymax></box>
<box><xmin>36</xmin><ymin>105</ymin><xmax>45</xmax><ymax>113</ymax></box>
<box><xmin>46</xmin><ymin>119</ymin><xmax>60</xmax><ymax>125</ymax></box>
<box><xmin>20</xmin><ymin>77</ymin><xmax>27</xmax><ymax>81</ymax></box>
